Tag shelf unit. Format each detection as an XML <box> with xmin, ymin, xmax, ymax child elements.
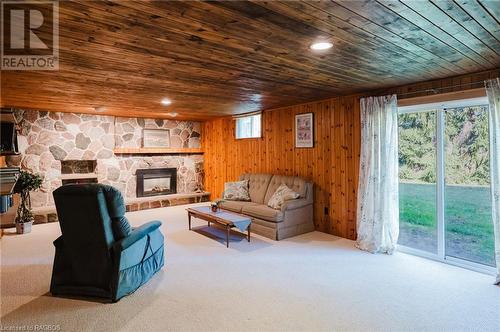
<box><xmin>60</xmin><ymin>173</ymin><xmax>98</xmax><ymax>180</ymax></box>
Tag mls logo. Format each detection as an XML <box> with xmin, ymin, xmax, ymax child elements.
<box><xmin>1</xmin><ymin>1</ymin><xmax>59</xmax><ymax>70</ymax></box>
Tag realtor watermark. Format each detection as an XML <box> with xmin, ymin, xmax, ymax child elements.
<box><xmin>1</xmin><ymin>1</ymin><xmax>59</xmax><ymax>70</ymax></box>
<box><xmin>0</xmin><ymin>325</ymin><xmax>61</xmax><ymax>331</ymax></box>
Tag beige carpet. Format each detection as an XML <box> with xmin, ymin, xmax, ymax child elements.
<box><xmin>1</xmin><ymin>203</ymin><xmax>499</xmax><ymax>332</ymax></box>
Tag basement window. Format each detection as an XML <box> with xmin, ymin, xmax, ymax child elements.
<box><xmin>235</xmin><ymin>113</ymin><xmax>262</xmax><ymax>139</ymax></box>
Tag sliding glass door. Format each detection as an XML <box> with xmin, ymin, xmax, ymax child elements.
<box><xmin>398</xmin><ymin>110</ymin><xmax>438</xmax><ymax>254</ymax></box>
<box><xmin>444</xmin><ymin>105</ymin><xmax>495</xmax><ymax>267</ymax></box>
<box><xmin>398</xmin><ymin>98</ymin><xmax>495</xmax><ymax>272</ymax></box>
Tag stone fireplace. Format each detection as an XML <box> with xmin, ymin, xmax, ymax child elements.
<box><xmin>136</xmin><ymin>168</ymin><xmax>177</xmax><ymax>197</ymax></box>
<box><xmin>5</xmin><ymin>109</ymin><xmax>205</xmax><ymax>208</ymax></box>
<box><xmin>0</xmin><ymin>109</ymin><xmax>210</xmax><ymax>226</ymax></box>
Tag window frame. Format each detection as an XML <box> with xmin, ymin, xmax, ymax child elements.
<box><xmin>234</xmin><ymin>112</ymin><xmax>262</xmax><ymax>140</ymax></box>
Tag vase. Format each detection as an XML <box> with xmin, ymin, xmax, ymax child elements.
<box><xmin>16</xmin><ymin>220</ymin><xmax>33</xmax><ymax>234</ymax></box>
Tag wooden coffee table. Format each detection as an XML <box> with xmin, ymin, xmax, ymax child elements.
<box><xmin>186</xmin><ymin>206</ymin><xmax>251</xmax><ymax>248</ymax></box>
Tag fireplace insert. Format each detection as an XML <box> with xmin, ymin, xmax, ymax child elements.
<box><xmin>136</xmin><ymin>168</ymin><xmax>177</xmax><ymax>197</ymax></box>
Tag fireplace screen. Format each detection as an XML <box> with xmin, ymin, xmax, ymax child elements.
<box><xmin>136</xmin><ymin>168</ymin><xmax>177</xmax><ymax>197</ymax></box>
<box><xmin>143</xmin><ymin>177</ymin><xmax>171</xmax><ymax>194</ymax></box>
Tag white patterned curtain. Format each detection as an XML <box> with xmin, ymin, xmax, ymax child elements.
<box><xmin>356</xmin><ymin>95</ymin><xmax>399</xmax><ymax>254</ymax></box>
<box><xmin>485</xmin><ymin>79</ymin><xmax>500</xmax><ymax>285</ymax></box>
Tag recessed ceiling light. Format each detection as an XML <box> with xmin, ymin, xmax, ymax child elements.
<box><xmin>310</xmin><ymin>41</ymin><xmax>333</xmax><ymax>51</ymax></box>
<box><xmin>161</xmin><ymin>98</ymin><xmax>172</xmax><ymax>106</ymax></box>
<box><xmin>94</xmin><ymin>106</ymin><xmax>106</xmax><ymax>112</ymax></box>
<box><xmin>166</xmin><ymin>112</ymin><xmax>178</xmax><ymax>117</ymax></box>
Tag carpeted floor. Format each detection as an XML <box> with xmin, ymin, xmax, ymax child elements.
<box><xmin>1</xmin><ymin>203</ymin><xmax>499</xmax><ymax>332</ymax></box>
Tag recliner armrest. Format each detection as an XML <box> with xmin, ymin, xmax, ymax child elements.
<box><xmin>53</xmin><ymin>235</ymin><xmax>63</xmax><ymax>248</ymax></box>
<box><xmin>281</xmin><ymin>198</ymin><xmax>312</xmax><ymax>212</ymax></box>
<box><xmin>114</xmin><ymin>220</ymin><xmax>162</xmax><ymax>251</ymax></box>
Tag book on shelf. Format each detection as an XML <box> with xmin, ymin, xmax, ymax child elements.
<box><xmin>0</xmin><ymin>167</ymin><xmax>20</xmax><ymax>195</ymax></box>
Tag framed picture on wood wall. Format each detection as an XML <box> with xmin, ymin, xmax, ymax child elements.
<box><xmin>295</xmin><ymin>113</ymin><xmax>314</xmax><ymax>148</ymax></box>
<box><xmin>143</xmin><ymin>129</ymin><xmax>170</xmax><ymax>147</ymax></box>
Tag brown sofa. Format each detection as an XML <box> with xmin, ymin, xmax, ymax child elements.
<box><xmin>219</xmin><ymin>174</ymin><xmax>314</xmax><ymax>240</ymax></box>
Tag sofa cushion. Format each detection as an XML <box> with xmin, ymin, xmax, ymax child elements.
<box><xmin>264</xmin><ymin>175</ymin><xmax>307</xmax><ymax>205</ymax></box>
<box><xmin>240</xmin><ymin>173</ymin><xmax>272</xmax><ymax>204</ymax></box>
<box><xmin>223</xmin><ymin>180</ymin><xmax>251</xmax><ymax>201</ymax></box>
<box><xmin>242</xmin><ymin>204</ymin><xmax>284</xmax><ymax>223</ymax></box>
<box><xmin>219</xmin><ymin>200</ymin><xmax>258</xmax><ymax>213</ymax></box>
<box><xmin>267</xmin><ymin>184</ymin><xmax>300</xmax><ymax>210</ymax></box>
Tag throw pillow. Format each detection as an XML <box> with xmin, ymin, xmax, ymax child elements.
<box><xmin>267</xmin><ymin>184</ymin><xmax>300</xmax><ymax>210</ymax></box>
<box><xmin>223</xmin><ymin>180</ymin><xmax>251</xmax><ymax>201</ymax></box>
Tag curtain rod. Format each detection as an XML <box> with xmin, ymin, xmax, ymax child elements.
<box><xmin>396</xmin><ymin>80</ymin><xmax>485</xmax><ymax>97</ymax></box>
<box><xmin>232</xmin><ymin>110</ymin><xmax>262</xmax><ymax>119</ymax></box>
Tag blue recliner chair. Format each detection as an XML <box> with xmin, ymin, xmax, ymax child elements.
<box><xmin>50</xmin><ymin>184</ymin><xmax>164</xmax><ymax>302</ymax></box>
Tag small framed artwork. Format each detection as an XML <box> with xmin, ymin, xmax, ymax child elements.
<box><xmin>143</xmin><ymin>129</ymin><xmax>170</xmax><ymax>148</ymax></box>
<box><xmin>295</xmin><ymin>113</ymin><xmax>314</xmax><ymax>148</ymax></box>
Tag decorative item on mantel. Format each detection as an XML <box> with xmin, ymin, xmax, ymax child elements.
<box><xmin>143</xmin><ymin>129</ymin><xmax>170</xmax><ymax>148</ymax></box>
<box><xmin>14</xmin><ymin>170</ymin><xmax>43</xmax><ymax>234</ymax></box>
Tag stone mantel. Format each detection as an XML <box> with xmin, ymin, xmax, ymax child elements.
<box><xmin>113</xmin><ymin>147</ymin><xmax>203</xmax><ymax>154</ymax></box>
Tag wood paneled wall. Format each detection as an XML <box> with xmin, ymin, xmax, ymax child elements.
<box><xmin>204</xmin><ymin>69</ymin><xmax>500</xmax><ymax>240</ymax></box>
<box><xmin>202</xmin><ymin>95</ymin><xmax>361</xmax><ymax>239</ymax></box>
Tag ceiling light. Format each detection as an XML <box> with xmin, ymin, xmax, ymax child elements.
<box><xmin>310</xmin><ymin>42</ymin><xmax>333</xmax><ymax>51</ymax></box>
<box><xmin>166</xmin><ymin>112</ymin><xmax>178</xmax><ymax>117</ymax></box>
<box><xmin>161</xmin><ymin>98</ymin><xmax>172</xmax><ymax>106</ymax></box>
<box><xmin>94</xmin><ymin>106</ymin><xmax>106</xmax><ymax>112</ymax></box>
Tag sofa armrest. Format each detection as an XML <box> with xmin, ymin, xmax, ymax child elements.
<box><xmin>281</xmin><ymin>198</ymin><xmax>312</xmax><ymax>212</ymax></box>
<box><xmin>281</xmin><ymin>182</ymin><xmax>313</xmax><ymax>212</ymax></box>
<box><xmin>114</xmin><ymin>220</ymin><xmax>162</xmax><ymax>252</ymax></box>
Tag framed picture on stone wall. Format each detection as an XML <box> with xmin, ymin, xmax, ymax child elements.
<box><xmin>143</xmin><ymin>129</ymin><xmax>170</xmax><ymax>148</ymax></box>
<box><xmin>295</xmin><ymin>112</ymin><xmax>314</xmax><ymax>148</ymax></box>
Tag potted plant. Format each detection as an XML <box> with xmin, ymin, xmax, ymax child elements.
<box><xmin>211</xmin><ymin>198</ymin><xmax>225</xmax><ymax>212</ymax></box>
<box><xmin>15</xmin><ymin>170</ymin><xmax>43</xmax><ymax>234</ymax></box>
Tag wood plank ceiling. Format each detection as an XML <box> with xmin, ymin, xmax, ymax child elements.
<box><xmin>1</xmin><ymin>0</ymin><xmax>499</xmax><ymax>119</ymax></box>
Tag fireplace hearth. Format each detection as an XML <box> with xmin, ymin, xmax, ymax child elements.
<box><xmin>136</xmin><ymin>168</ymin><xmax>177</xmax><ymax>197</ymax></box>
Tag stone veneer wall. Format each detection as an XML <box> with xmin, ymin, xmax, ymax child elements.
<box><xmin>6</xmin><ymin>109</ymin><xmax>203</xmax><ymax>208</ymax></box>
